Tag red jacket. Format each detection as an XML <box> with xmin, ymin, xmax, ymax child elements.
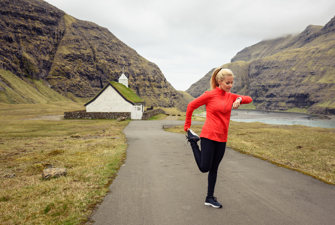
<box><xmin>184</xmin><ymin>87</ymin><xmax>252</xmax><ymax>142</ymax></box>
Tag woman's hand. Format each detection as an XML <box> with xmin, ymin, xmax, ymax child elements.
<box><xmin>233</xmin><ymin>98</ymin><xmax>242</xmax><ymax>109</ymax></box>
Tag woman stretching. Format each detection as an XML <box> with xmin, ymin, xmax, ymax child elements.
<box><xmin>184</xmin><ymin>68</ymin><xmax>252</xmax><ymax>208</ymax></box>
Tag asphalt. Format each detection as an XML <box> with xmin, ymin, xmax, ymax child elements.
<box><xmin>89</xmin><ymin>120</ymin><xmax>335</xmax><ymax>225</ymax></box>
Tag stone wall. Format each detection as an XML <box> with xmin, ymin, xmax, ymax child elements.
<box><xmin>64</xmin><ymin>108</ymin><xmax>165</xmax><ymax>120</ymax></box>
<box><xmin>142</xmin><ymin>108</ymin><xmax>166</xmax><ymax>120</ymax></box>
<box><xmin>64</xmin><ymin>110</ymin><xmax>131</xmax><ymax>119</ymax></box>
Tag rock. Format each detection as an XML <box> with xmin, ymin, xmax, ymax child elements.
<box><xmin>70</xmin><ymin>134</ymin><xmax>80</xmax><ymax>138</ymax></box>
<box><xmin>117</xmin><ymin>116</ymin><xmax>126</xmax><ymax>122</ymax></box>
<box><xmin>44</xmin><ymin>163</ymin><xmax>54</xmax><ymax>168</ymax></box>
<box><xmin>42</xmin><ymin>168</ymin><xmax>67</xmax><ymax>180</ymax></box>
<box><xmin>4</xmin><ymin>173</ymin><xmax>15</xmax><ymax>178</ymax></box>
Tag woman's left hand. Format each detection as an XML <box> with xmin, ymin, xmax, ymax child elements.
<box><xmin>233</xmin><ymin>99</ymin><xmax>241</xmax><ymax>109</ymax></box>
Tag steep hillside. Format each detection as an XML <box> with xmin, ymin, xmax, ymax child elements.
<box><xmin>231</xmin><ymin>25</ymin><xmax>323</xmax><ymax>62</ymax></box>
<box><xmin>0</xmin><ymin>68</ymin><xmax>71</xmax><ymax>103</ymax></box>
<box><xmin>0</xmin><ymin>0</ymin><xmax>188</xmax><ymax>110</ymax></box>
<box><xmin>178</xmin><ymin>90</ymin><xmax>195</xmax><ymax>103</ymax></box>
<box><xmin>185</xmin><ymin>68</ymin><xmax>215</xmax><ymax>98</ymax></box>
<box><xmin>186</xmin><ymin>15</ymin><xmax>335</xmax><ymax>115</ymax></box>
<box><xmin>186</xmin><ymin>61</ymin><xmax>250</xmax><ymax>98</ymax></box>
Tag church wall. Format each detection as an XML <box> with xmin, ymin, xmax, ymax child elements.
<box><xmin>86</xmin><ymin>86</ymin><xmax>133</xmax><ymax>112</ymax></box>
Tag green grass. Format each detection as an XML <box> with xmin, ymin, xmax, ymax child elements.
<box><xmin>239</xmin><ymin>101</ymin><xmax>257</xmax><ymax>110</ymax></box>
<box><xmin>110</xmin><ymin>81</ymin><xmax>144</xmax><ymax>103</ymax></box>
<box><xmin>165</xmin><ymin>122</ymin><xmax>335</xmax><ymax>185</ymax></box>
<box><xmin>178</xmin><ymin>90</ymin><xmax>195</xmax><ymax>103</ymax></box>
<box><xmin>64</xmin><ymin>14</ymin><xmax>76</xmax><ymax>28</ymax></box>
<box><xmin>147</xmin><ymin>113</ymin><xmax>168</xmax><ymax>120</ymax></box>
<box><xmin>316</xmin><ymin>99</ymin><xmax>335</xmax><ymax>108</ymax></box>
<box><xmin>0</xmin><ymin>69</ymin><xmax>71</xmax><ymax>104</ymax></box>
<box><xmin>0</xmin><ymin>103</ymin><xmax>130</xmax><ymax>225</ymax></box>
<box><xmin>284</xmin><ymin>107</ymin><xmax>309</xmax><ymax>113</ymax></box>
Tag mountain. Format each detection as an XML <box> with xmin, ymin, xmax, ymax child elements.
<box><xmin>186</xmin><ymin>15</ymin><xmax>335</xmax><ymax>115</ymax></box>
<box><xmin>186</xmin><ymin>68</ymin><xmax>215</xmax><ymax>98</ymax></box>
<box><xmin>0</xmin><ymin>68</ymin><xmax>71</xmax><ymax>103</ymax></box>
<box><xmin>0</xmin><ymin>0</ymin><xmax>188</xmax><ymax>110</ymax></box>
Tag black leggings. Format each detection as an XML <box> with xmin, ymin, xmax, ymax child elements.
<box><xmin>189</xmin><ymin>137</ymin><xmax>226</xmax><ymax>197</ymax></box>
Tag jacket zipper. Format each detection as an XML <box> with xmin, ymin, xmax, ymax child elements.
<box><xmin>222</xmin><ymin>92</ymin><xmax>225</xmax><ymax>112</ymax></box>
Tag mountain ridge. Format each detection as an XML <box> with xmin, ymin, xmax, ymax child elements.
<box><xmin>0</xmin><ymin>0</ymin><xmax>188</xmax><ymax>110</ymax></box>
<box><xmin>186</xmin><ymin>15</ymin><xmax>335</xmax><ymax>115</ymax></box>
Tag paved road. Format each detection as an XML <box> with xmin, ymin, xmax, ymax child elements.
<box><xmin>89</xmin><ymin>120</ymin><xmax>335</xmax><ymax>225</ymax></box>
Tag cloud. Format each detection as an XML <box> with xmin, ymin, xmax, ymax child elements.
<box><xmin>45</xmin><ymin>0</ymin><xmax>335</xmax><ymax>90</ymax></box>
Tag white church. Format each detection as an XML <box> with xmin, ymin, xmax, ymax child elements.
<box><xmin>84</xmin><ymin>73</ymin><xmax>145</xmax><ymax>119</ymax></box>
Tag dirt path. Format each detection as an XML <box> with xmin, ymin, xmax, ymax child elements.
<box><xmin>89</xmin><ymin>120</ymin><xmax>335</xmax><ymax>225</ymax></box>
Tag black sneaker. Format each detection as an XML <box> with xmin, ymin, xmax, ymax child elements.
<box><xmin>204</xmin><ymin>196</ymin><xmax>222</xmax><ymax>208</ymax></box>
<box><xmin>186</xmin><ymin>129</ymin><xmax>200</xmax><ymax>142</ymax></box>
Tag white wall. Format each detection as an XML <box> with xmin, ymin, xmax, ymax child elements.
<box><xmin>86</xmin><ymin>85</ymin><xmax>133</xmax><ymax>112</ymax></box>
<box><xmin>131</xmin><ymin>104</ymin><xmax>143</xmax><ymax>119</ymax></box>
<box><xmin>86</xmin><ymin>85</ymin><xmax>143</xmax><ymax>119</ymax></box>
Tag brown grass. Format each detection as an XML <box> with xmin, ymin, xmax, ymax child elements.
<box><xmin>165</xmin><ymin>121</ymin><xmax>335</xmax><ymax>185</ymax></box>
<box><xmin>0</xmin><ymin>103</ymin><xmax>130</xmax><ymax>225</ymax></box>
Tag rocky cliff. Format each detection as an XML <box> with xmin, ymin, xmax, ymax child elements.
<box><xmin>0</xmin><ymin>0</ymin><xmax>188</xmax><ymax>110</ymax></box>
<box><xmin>187</xmin><ymin>15</ymin><xmax>335</xmax><ymax>115</ymax></box>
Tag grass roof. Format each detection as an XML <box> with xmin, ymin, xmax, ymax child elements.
<box><xmin>84</xmin><ymin>81</ymin><xmax>144</xmax><ymax>106</ymax></box>
<box><xmin>110</xmin><ymin>81</ymin><xmax>144</xmax><ymax>103</ymax></box>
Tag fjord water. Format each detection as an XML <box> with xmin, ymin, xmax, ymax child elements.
<box><xmin>230</xmin><ymin>110</ymin><xmax>335</xmax><ymax>129</ymax></box>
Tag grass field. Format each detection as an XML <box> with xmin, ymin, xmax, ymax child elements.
<box><xmin>0</xmin><ymin>103</ymin><xmax>130</xmax><ymax>225</ymax></box>
<box><xmin>2</xmin><ymin>102</ymin><xmax>334</xmax><ymax>224</ymax></box>
<box><xmin>165</xmin><ymin>121</ymin><xmax>335</xmax><ymax>185</ymax></box>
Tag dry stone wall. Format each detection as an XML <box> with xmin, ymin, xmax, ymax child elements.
<box><xmin>64</xmin><ymin>110</ymin><xmax>131</xmax><ymax>119</ymax></box>
<box><xmin>141</xmin><ymin>109</ymin><xmax>166</xmax><ymax>120</ymax></box>
<box><xmin>64</xmin><ymin>108</ymin><xmax>166</xmax><ymax>120</ymax></box>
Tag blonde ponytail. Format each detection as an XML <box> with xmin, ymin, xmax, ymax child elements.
<box><xmin>210</xmin><ymin>68</ymin><xmax>234</xmax><ymax>90</ymax></box>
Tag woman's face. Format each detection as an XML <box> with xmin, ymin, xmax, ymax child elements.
<box><xmin>218</xmin><ymin>76</ymin><xmax>234</xmax><ymax>92</ymax></box>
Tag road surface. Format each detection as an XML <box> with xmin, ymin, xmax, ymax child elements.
<box><xmin>89</xmin><ymin>120</ymin><xmax>335</xmax><ymax>225</ymax></box>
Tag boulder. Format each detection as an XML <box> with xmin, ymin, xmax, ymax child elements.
<box><xmin>117</xmin><ymin>116</ymin><xmax>126</xmax><ymax>122</ymax></box>
<box><xmin>42</xmin><ymin>168</ymin><xmax>67</xmax><ymax>180</ymax></box>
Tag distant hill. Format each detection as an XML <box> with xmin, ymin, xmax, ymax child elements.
<box><xmin>230</xmin><ymin>25</ymin><xmax>324</xmax><ymax>62</ymax></box>
<box><xmin>186</xmin><ymin>15</ymin><xmax>335</xmax><ymax>115</ymax></box>
<box><xmin>0</xmin><ymin>0</ymin><xmax>189</xmax><ymax>110</ymax></box>
<box><xmin>185</xmin><ymin>68</ymin><xmax>215</xmax><ymax>98</ymax></box>
<box><xmin>178</xmin><ymin>90</ymin><xmax>195</xmax><ymax>103</ymax></box>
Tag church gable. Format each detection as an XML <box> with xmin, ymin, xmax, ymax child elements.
<box><xmin>84</xmin><ymin>71</ymin><xmax>144</xmax><ymax>119</ymax></box>
<box><xmin>86</xmin><ymin>85</ymin><xmax>133</xmax><ymax>113</ymax></box>
<box><xmin>85</xmin><ymin>82</ymin><xmax>143</xmax><ymax>107</ymax></box>
<box><xmin>84</xmin><ymin>79</ymin><xmax>144</xmax><ymax>117</ymax></box>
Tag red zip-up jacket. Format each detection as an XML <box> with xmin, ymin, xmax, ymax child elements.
<box><xmin>184</xmin><ymin>87</ymin><xmax>252</xmax><ymax>142</ymax></box>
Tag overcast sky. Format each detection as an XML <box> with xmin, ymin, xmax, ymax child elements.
<box><xmin>45</xmin><ymin>0</ymin><xmax>335</xmax><ymax>91</ymax></box>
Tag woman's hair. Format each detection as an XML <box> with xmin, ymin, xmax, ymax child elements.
<box><xmin>210</xmin><ymin>68</ymin><xmax>234</xmax><ymax>90</ymax></box>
